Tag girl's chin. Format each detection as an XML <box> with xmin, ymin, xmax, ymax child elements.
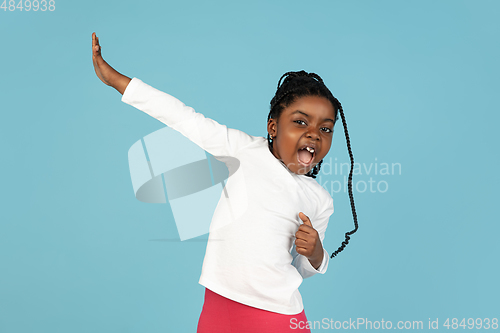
<box><xmin>280</xmin><ymin>157</ymin><xmax>316</xmax><ymax>174</ymax></box>
<box><xmin>298</xmin><ymin>167</ymin><xmax>313</xmax><ymax>175</ymax></box>
<box><xmin>291</xmin><ymin>162</ymin><xmax>315</xmax><ymax>175</ymax></box>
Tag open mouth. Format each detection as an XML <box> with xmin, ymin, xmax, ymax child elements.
<box><xmin>297</xmin><ymin>146</ymin><xmax>315</xmax><ymax>167</ymax></box>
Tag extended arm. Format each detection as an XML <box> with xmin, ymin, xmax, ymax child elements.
<box><xmin>91</xmin><ymin>32</ymin><xmax>259</xmax><ymax>158</ymax></box>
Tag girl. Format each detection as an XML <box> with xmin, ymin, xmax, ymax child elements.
<box><xmin>91</xmin><ymin>32</ymin><xmax>358</xmax><ymax>333</ymax></box>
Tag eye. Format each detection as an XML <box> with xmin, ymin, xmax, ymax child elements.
<box><xmin>321</xmin><ymin>127</ymin><xmax>333</xmax><ymax>133</ymax></box>
<box><xmin>294</xmin><ymin>120</ymin><xmax>306</xmax><ymax>125</ymax></box>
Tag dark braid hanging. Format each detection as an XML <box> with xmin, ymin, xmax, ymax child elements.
<box><xmin>328</xmin><ymin>98</ymin><xmax>359</xmax><ymax>258</ymax></box>
<box><xmin>267</xmin><ymin>70</ymin><xmax>358</xmax><ymax>258</ymax></box>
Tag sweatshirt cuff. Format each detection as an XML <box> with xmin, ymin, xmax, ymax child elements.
<box><xmin>121</xmin><ymin>77</ymin><xmax>142</xmax><ymax>104</ymax></box>
<box><xmin>308</xmin><ymin>248</ymin><xmax>329</xmax><ymax>274</ymax></box>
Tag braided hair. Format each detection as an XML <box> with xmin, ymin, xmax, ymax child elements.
<box><xmin>267</xmin><ymin>70</ymin><xmax>359</xmax><ymax>258</ymax></box>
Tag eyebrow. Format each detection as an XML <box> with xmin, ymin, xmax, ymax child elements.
<box><xmin>290</xmin><ymin>110</ymin><xmax>335</xmax><ymax>124</ymax></box>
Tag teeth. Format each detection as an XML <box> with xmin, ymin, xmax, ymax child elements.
<box><xmin>305</xmin><ymin>147</ymin><xmax>315</xmax><ymax>153</ymax></box>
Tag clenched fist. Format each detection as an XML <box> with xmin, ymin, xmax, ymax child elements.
<box><xmin>295</xmin><ymin>212</ymin><xmax>324</xmax><ymax>269</ymax></box>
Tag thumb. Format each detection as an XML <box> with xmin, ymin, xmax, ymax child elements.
<box><xmin>298</xmin><ymin>212</ymin><xmax>312</xmax><ymax>226</ymax></box>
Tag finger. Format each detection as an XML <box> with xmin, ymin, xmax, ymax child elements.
<box><xmin>92</xmin><ymin>34</ymin><xmax>98</xmax><ymax>53</ymax></box>
<box><xmin>295</xmin><ymin>228</ymin><xmax>312</xmax><ymax>240</ymax></box>
<box><xmin>298</xmin><ymin>212</ymin><xmax>312</xmax><ymax>227</ymax></box>
<box><xmin>94</xmin><ymin>41</ymin><xmax>101</xmax><ymax>55</ymax></box>
<box><xmin>295</xmin><ymin>230</ymin><xmax>305</xmax><ymax>241</ymax></box>
<box><xmin>295</xmin><ymin>244</ymin><xmax>310</xmax><ymax>256</ymax></box>
<box><xmin>295</xmin><ymin>238</ymin><xmax>309</xmax><ymax>248</ymax></box>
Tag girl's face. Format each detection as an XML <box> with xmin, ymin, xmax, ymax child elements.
<box><xmin>267</xmin><ymin>95</ymin><xmax>337</xmax><ymax>176</ymax></box>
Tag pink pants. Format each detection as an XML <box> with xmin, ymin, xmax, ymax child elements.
<box><xmin>197</xmin><ymin>288</ymin><xmax>312</xmax><ymax>333</ymax></box>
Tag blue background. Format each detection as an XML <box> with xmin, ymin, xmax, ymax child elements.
<box><xmin>1</xmin><ymin>0</ymin><xmax>499</xmax><ymax>332</ymax></box>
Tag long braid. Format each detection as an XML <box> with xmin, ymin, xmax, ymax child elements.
<box><xmin>329</xmin><ymin>99</ymin><xmax>358</xmax><ymax>258</ymax></box>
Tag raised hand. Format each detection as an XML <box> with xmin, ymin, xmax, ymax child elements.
<box><xmin>92</xmin><ymin>32</ymin><xmax>112</xmax><ymax>86</ymax></box>
<box><xmin>91</xmin><ymin>32</ymin><xmax>131</xmax><ymax>94</ymax></box>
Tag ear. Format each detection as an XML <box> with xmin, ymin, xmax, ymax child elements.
<box><xmin>267</xmin><ymin>118</ymin><xmax>277</xmax><ymax>137</ymax></box>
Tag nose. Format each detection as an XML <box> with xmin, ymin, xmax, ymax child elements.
<box><xmin>306</xmin><ymin>128</ymin><xmax>320</xmax><ymax>140</ymax></box>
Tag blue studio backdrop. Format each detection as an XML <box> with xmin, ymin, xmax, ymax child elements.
<box><xmin>1</xmin><ymin>0</ymin><xmax>499</xmax><ymax>332</ymax></box>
